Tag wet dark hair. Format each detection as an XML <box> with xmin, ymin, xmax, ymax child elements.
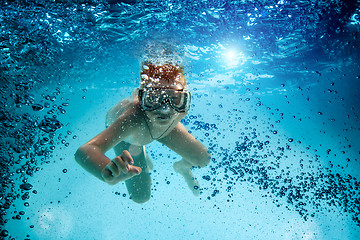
<box><xmin>140</xmin><ymin>63</ymin><xmax>186</xmax><ymax>85</ymax></box>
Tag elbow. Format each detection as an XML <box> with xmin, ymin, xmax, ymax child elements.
<box><xmin>74</xmin><ymin>147</ymin><xmax>81</xmax><ymax>164</ymax></box>
<box><xmin>74</xmin><ymin>145</ymin><xmax>88</xmax><ymax>164</ymax></box>
<box><xmin>74</xmin><ymin>146</ymin><xmax>83</xmax><ymax>162</ymax></box>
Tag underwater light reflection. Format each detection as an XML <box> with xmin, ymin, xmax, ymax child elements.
<box><xmin>223</xmin><ymin>48</ymin><xmax>247</xmax><ymax>69</ymax></box>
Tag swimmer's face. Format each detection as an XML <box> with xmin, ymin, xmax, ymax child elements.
<box><xmin>140</xmin><ymin>64</ymin><xmax>188</xmax><ymax>125</ymax></box>
<box><xmin>142</xmin><ymin>77</ymin><xmax>188</xmax><ymax>125</ymax></box>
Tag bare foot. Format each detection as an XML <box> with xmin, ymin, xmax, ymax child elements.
<box><xmin>173</xmin><ymin>160</ymin><xmax>200</xmax><ymax>196</ymax></box>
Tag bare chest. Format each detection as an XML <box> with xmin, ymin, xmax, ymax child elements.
<box><xmin>122</xmin><ymin>123</ymin><xmax>153</xmax><ymax>146</ymax></box>
<box><xmin>123</xmin><ymin>120</ymin><xmax>176</xmax><ymax>146</ymax></box>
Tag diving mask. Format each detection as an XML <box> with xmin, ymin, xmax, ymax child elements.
<box><xmin>138</xmin><ymin>88</ymin><xmax>191</xmax><ymax>112</ymax></box>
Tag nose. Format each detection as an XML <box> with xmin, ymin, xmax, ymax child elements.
<box><xmin>159</xmin><ymin>102</ymin><xmax>171</xmax><ymax>114</ymax></box>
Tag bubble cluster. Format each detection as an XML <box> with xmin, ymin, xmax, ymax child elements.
<box><xmin>184</xmin><ymin>109</ymin><xmax>360</xmax><ymax>226</ymax></box>
<box><xmin>0</xmin><ymin>89</ymin><xmax>72</xmax><ymax>232</ymax></box>
<box><xmin>0</xmin><ymin>14</ymin><xmax>76</xmax><ymax>236</ymax></box>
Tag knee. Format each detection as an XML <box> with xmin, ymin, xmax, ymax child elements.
<box><xmin>130</xmin><ymin>193</ymin><xmax>151</xmax><ymax>204</ymax></box>
<box><xmin>125</xmin><ymin>173</ymin><xmax>151</xmax><ymax>204</ymax></box>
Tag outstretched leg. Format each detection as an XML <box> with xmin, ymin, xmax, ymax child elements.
<box><xmin>173</xmin><ymin>159</ymin><xmax>200</xmax><ymax>196</ymax></box>
<box><xmin>113</xmin><ymin>142</ymin><xmax>151</xmax><ymax>203</ymax></box>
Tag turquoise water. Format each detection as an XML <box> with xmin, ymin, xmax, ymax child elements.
<box><xmin>1</xmin><ymin>0</ymin><xmax>360</xmax><ymax>239</ymax></box>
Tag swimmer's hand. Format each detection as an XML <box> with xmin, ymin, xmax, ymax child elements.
<box><xmin>173</xmin><ymin>159</ymin><xmax>200</xmax><ymax>196</ymax></box>
<box><xmin>101</xmin><ymin>150</ymin><xmax>142</xmax><ymax>185</ymax></box>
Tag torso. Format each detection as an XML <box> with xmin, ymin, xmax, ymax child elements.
<box><xmin>107</xmin><ymin>99</ymin><xmax>179</xmax><ymax>146</ymax></box>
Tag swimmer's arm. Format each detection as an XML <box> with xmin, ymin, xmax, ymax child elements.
<box><xmin>105</xmin><ymin>99</ymin><xmax>130</xmax><ymax>127</ymax></box>
<box><xmin>158</xmin><ymin>123</ymin><xmax>211</xmax><ymax>168</ymax></box>
<box><xmin>74</xmin><ymin>114</ymin><xmax>140</xmax><ymax>183</ymax></box>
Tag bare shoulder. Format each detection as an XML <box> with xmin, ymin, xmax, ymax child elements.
<box><xmin>106</xmin><ymin>95</ymin><xmax>140</xmax><ymax>125</ymax></box>
<box><xmin>88</xmin><ymin>103</ymin><xmax>145</xmax><ymax>152</ymax></box>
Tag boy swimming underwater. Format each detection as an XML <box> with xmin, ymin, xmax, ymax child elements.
<box><xmin>75</xmin><ymin>62</ymin><xmax>210</xmax><ymax>203</ymax></box>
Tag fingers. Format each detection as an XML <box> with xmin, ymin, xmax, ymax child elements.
<box><xmin>111</xmin><ymin>156</ymin><xmax>128</xmax><ymax>175</ymax></box>
<box><xmin>121</xmin><ymin>150</ymin><xmax>142</xmax><ymax>175</ymax></box>
<box><xmin>121</xmin><ymin>150</ymin><xmax>134</xmax><ymax>165</ymax></box>
<box><xmin>101</xmin><ymin>167</ymin><xmax>120</xmax><ymax>185</ymax></box>
<box><xmin>127</xmin><ymin>165</ymin><xmax>142</xmax><ymax>175</ymax></box>
<box><xmin>106</xmin><ymin>160</ymin><xmax>121</xmax><ymax>176</ymax></box>
<box><xmin>105</xmin><ymin>150</ymin><xmax>140</xmax><ymax>178</ymax></box>
<box><xmin>101</xmin><ymin>167</ymin><xmax>112</xmax><ymax>180</ymax></box>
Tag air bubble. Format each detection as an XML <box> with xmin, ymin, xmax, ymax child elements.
<box><xmin>38</xmin><ymin>117</ymin><xmax>63</xmax><ymax>133</ymax></box>
<box><xmin>19</xmin><ymin>183</ymin><xmax>33</xmax><ymax>191</ymax></box>
<box><xmin>0</xmin><ymin>230</ymin><xmax>9</xmax><ymax>237</ymax></box>
<box><xmin>32</xmin><ymin>104</ymin><xmax>44</xmax><ymax>111</ymax></box>
<box><xmin>40</xmin><ymin>137</ymin><xmax>49</xmax><ymax>145</ymax></box>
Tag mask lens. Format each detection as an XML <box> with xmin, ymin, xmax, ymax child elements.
<box><xmin>169</xmin><ymin>91</ymin><xmax>183</xmax><ymax>106</ymax></box>
<box><xmin>142</xmin><ymin>90</ymin><xmax>163</xmax><ymax>110</ymax></box>
<box><xmin>168</xmin><ymin>90</ymin><xmax>190</xmax><ymax>112</ymax></box>
<box><xmin>140</xmin><ymin>89</ymin><xmax>190</xmax><ymax>112</ymax></box>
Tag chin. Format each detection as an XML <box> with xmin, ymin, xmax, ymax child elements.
<box><xmin>155</xmin><ymin>116</ymin><xmax>173</xmax><ymax>124</ymax></box>
<box><xmin>151</xmin><ymin>115</ymin><xmax>175</xmax><ymax>125</ymax></box>
<box><xmin>146</xmin><ymin>111</ymin><xmax>179</xmax><ymax>125</ymax></box>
